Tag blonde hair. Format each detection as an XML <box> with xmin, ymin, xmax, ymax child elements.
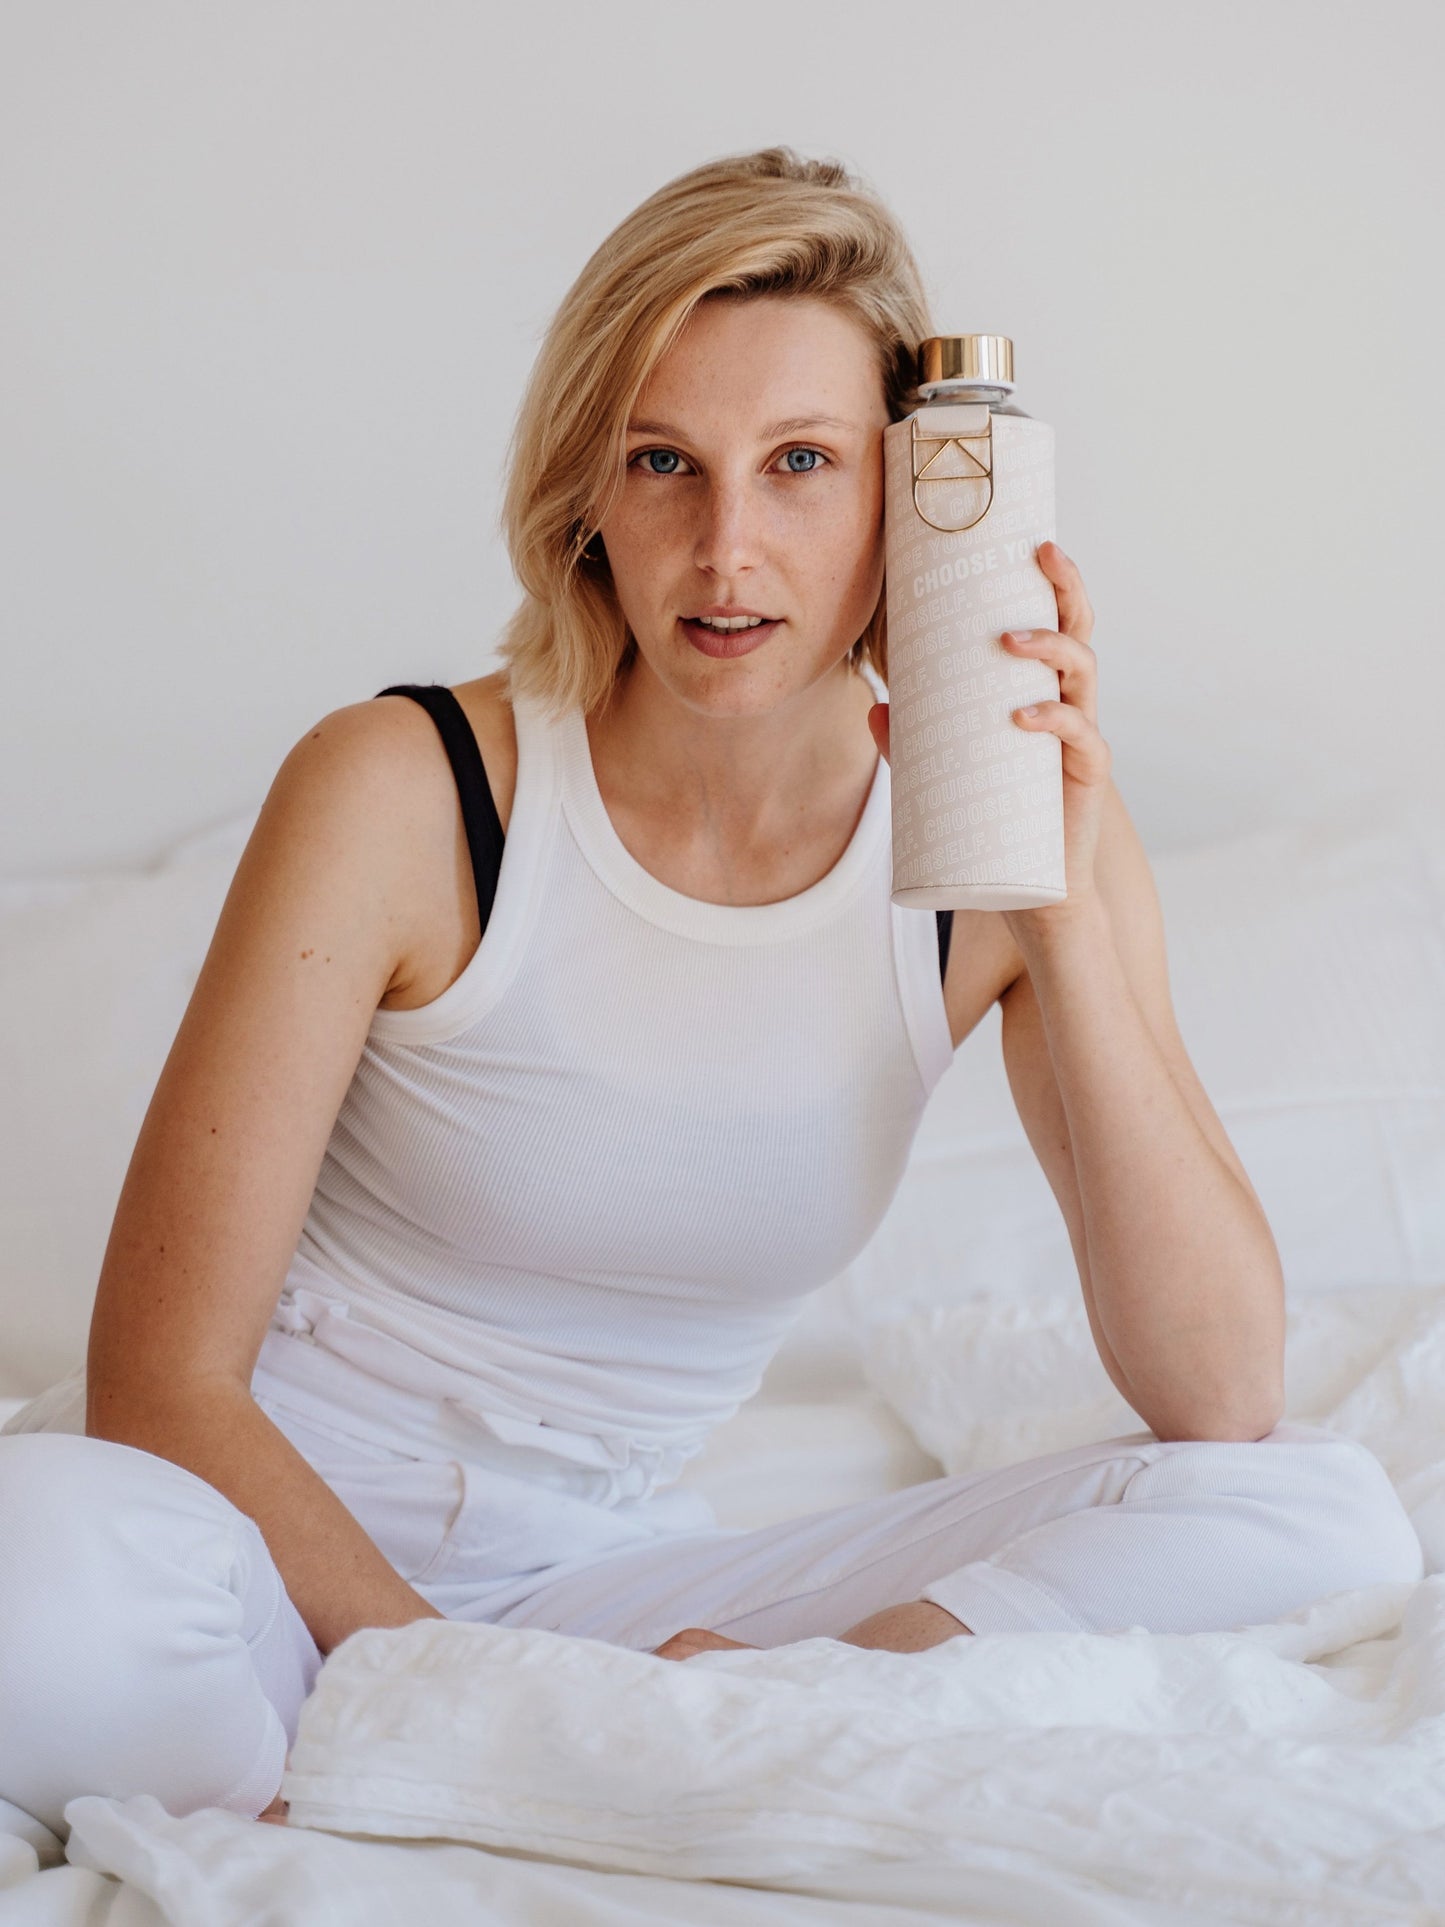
<box><xmin>495</xmin><ymin>147</ymin><xmax>933</xmax><ymax>716</ymax></box>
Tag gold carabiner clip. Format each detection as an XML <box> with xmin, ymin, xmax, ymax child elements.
<box><xmin>910</xmin><ymin>413</ymin><xmax>994</xmax><ymax>534</ymax></box>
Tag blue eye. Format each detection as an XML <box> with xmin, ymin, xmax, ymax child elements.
<box><xmin>631</xmin><ymin>444</ymin><xmax>825</xmax><ymax>477</ymax></box>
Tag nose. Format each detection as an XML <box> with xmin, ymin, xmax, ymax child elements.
<box><xmin>692</xmin><ymin>475</ymin><xmax>764</xmax><ymax>580</ymax></box>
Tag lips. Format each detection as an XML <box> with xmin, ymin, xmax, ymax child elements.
<box><xmin>680</xmin><ymin>615</ymin><xmax>781</xmax><ymax>659</ymax></box>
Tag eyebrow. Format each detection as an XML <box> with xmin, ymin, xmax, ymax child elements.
<box><xmin>625</xmin><ymin>414</ymin><xmax>859</xmax><ymax>440</ymax></box>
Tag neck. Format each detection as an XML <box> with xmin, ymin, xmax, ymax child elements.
<box><xmin>586</xmin><ymin>652</ymin><xmax>879</xmax><ymax>854</ymax></box>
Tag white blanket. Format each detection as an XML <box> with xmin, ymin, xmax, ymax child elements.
<box><xmin>263</xmin><ymin>1577</ymin><xmax>1445</xmax><ymax>1920</ymax></box>
<box><xmin>0</xmin><ymin>1797</ymin><xmax>1218</xmax><ymax>1926</ymax></box>
<box><xmin>2</xmin><ymin>1572</ymin><xmax>1437</xmax><ymax>1926</ymax></box>
<box><xmin>7</xmin><ymin>1593</ymin><xmax>1440</xmax><ymax>1927</ymax></box>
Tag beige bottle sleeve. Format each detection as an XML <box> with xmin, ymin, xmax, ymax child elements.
<box><xmin>882</xmin><ymin>404</ymin><xmax>1067</xmax><ymax>911</ymax></box>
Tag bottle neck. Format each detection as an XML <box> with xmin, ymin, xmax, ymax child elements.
<box><xmin>915</xmin><ymin>380</ymin><xmax>1013</xmax><ymax>407</ymax></box>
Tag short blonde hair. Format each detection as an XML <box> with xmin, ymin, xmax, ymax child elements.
<box><xmin>495</xmin><ymin>147</ymin><xmax>933</xmax><ymax>716</ymax></box>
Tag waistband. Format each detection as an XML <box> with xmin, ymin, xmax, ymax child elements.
<box><xmin>253</xmin><ymin>1322</ymin><xmax>660</xmax><ymax>1509</ymax></box>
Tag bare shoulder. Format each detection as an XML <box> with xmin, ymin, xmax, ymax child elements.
<box><xmin>356</xmin><ymin>669</ymin><xmax>517</xmax><ymax>848</ymax></box>
<box><xmin>367</xmin><ymin>668</ymin><xmax>519</xmax><ymax>1011</ymax></box>
<box><xmin>278</xmin><ymin>693</ymin><xmax>459</xmax><ymax>883</ymax></box>
<box><xmin>283</xmin><ymin>688</ymin><xmax>446</xmax><ymax>801</ymax></box>
<box><xmin>231</xmin><ymin>694</ymin><xmax>450</xmax><ymax>1010</ymax></box>
<box><xmin>448</xmin><ymin>669</ymin><xmax>519</xmax><ymax>833</ymax></box>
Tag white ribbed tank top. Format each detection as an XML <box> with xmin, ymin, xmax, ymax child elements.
<box><xmin>269</xmin><ymin>681</ymin><xmax>955</xmax><ymax>1499</ymax></box>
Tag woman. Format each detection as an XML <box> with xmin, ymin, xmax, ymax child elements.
<box><xmin>0</xmin><ymin>147</ymin><xmax>1421</xmax><ymax>1836</ymax></box>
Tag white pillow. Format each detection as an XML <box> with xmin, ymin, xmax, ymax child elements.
<box><xmin>839</xmin><ymin>810</ymin><xmax>1445</xmax><ymax>1333</ymax></box>
<box><xmin>0</xmin><ymin>808</ymin><xmax>259</xmax><ymax>1397</ymax></box>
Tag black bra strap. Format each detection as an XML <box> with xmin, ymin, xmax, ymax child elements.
<box><xmin>936</xmin><ymin>908</ymin><xmax>954</xmax><ymax>983</ymax></box>
<box><xmin>374</xmin><ymin>683</ymin><xmax>504</xmax><ymax>935</ymax></box>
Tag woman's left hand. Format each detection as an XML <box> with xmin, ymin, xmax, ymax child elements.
<box><xmin>867</xmin><ymin>540</ymin><xmax>1112</xmax><ymax>932</ymax></box>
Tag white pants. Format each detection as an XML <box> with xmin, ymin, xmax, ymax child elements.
<box><xmin>0</xmin><ymin>1329</ymin><xmax>1424</xmax><ymax>1839</ymax></box>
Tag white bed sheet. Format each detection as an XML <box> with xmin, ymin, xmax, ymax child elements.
<box><xmin>0</xmin><ymin>1797</ymin><xmax>1212</xmax><ymax>1927</ymax></box>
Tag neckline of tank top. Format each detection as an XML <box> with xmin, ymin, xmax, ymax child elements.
<box><xmin>366</xmin><ymin>674</ymin><xmax>895</xmax><ymax>1045</ymax></box>
<box><xmin>555</xmin><ymin>695</ymin><xmax>892</xmax><ymax>945</ymax></box>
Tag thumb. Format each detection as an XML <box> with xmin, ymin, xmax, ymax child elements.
<box><xmin>867</xmin><ymin>701</ymin><xmax>890</xmax><ymax>767</ymax></box>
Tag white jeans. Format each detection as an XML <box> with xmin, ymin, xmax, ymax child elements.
<box><xmin>0</xmin><ymin>1327</ymin><xmax>1424</xmax><ymax>1838</ymax></box>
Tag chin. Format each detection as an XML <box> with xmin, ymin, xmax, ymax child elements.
<box><xmin>675</xmin><ymin>669</ymin><xmax>790</xmax><ymax>719</ymax></box>
<box><xmin>629</xmin><ymin>628</ymin><xmax>857</xmax><ymax>717</ymax></box>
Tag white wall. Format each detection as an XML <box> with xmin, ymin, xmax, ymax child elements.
<box><xmin>2</xmin><ymin>0</ymin><xmax>1439</xmax><ymax>878</ymax></box>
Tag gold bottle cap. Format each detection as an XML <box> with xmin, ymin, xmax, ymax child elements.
<box><xmin>917</xmin><ymin>335</ymin><xmax>1014</xmax><ymax>387</ymax></box>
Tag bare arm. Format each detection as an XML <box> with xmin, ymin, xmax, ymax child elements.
<box><xmin>998</xmin><ymin>780</ymin><xmax>1286</xmax><ymax>1444</ymax></box>
<box><xmin>86</xmin><ymin>698</ymin><xmax>457</xmax><ymax>1655</ymax></box>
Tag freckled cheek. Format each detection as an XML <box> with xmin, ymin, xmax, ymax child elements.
<box><xmin>808</xmin><ymin>497</ymin><xmax>884</xmax><ymax>605</ymax></box>
<box><xmin>600</xmin><ymin>501</ymin><xmax>692</xmax><ymax>611</ymax></box>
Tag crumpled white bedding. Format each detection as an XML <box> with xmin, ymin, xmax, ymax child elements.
<box><xmin>3</xmin><ymin>1571</ymin><xmax>1440</xmax><ymax>1927</ymax></box>
<box><xmin>11</xmin><ymin>1575</ymin><xmax>1444</xmax><ymax>1924</ymax></box>
<box><xmin>0</xmin><ymin>1797</ymin><xmax>1229</xmax><ymax>1927</ymax></box>
<box><xmin>263</xmin><ymin>1577</ymin><xmax>1445</xmax><ymax>1920</ymax></box>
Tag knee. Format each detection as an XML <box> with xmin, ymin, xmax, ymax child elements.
<box><xmin>1296</xmin><ymin>1435</ymin><xmax>1426</xmax><ymax>1591</ymax></box>
<box><xmin>0</xmin><ymin>1430</ymin><xmax>233</xmax><ymax>1610</ymax></box>
<box><xmin>0</xmin><ymin>1431</ymin><xmax>177</xmax><ymax>1611</ymax></box>
<box><xmin>0</xmin><ymin>1433</ymin><xmax>286</xmax><ymax>1836</ymax></box>
<box><xmin>1220</xmin><ymin>1430</ymin><xmax>1425</xmax><ymax>1597</ymax></box>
